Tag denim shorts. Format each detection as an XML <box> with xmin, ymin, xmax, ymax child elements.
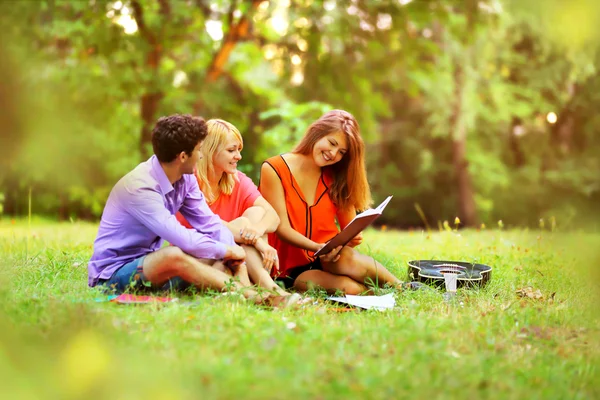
<box><xmin>100</xmin><ymin>255</ymin><xmax>191</xmax><ymax>294</ymax></box>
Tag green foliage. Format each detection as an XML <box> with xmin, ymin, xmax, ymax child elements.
<box><xmin>259</xmin><ymin>100</ymin><xmax>332</xmax><ymax>155</ymax></box>
<box><xmin>0</xmin><ymin>0</ymin><xmax>599</xmax><ymax>228</ymax></box>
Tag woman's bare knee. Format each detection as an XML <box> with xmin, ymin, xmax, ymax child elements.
<box><xmin>323</xmin><ymin>247</ymin><xmax>355</xmax><ymax>268</ymax></box>
<box><xmin>323</xmin><ymin>248</ymin><xmax>367</xmax><ymax>277</ymax></box>
<box><xmin>293</xmin><ymin>270</ymin><xmax>366</xmax><ymax>294</ymax></box>
<box><xmin>295</xmin><ymin>278</ymin><xmax>364</xmax><ymax>295</ymax></box>
<box><xmin>341</xmin><ymin>280</ymin><xmax>367</xmax><ymax>295</ymax></box>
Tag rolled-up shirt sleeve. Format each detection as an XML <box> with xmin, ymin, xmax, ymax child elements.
<box><xmin>121</xmin><ymin>178</ymin><xmax>229</xmax><ymax>260</ymax></box>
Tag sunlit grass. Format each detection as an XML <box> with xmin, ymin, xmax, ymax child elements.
<box><xmin>1</xmin><ymin>218</ymin><xmax>599</xmax><ymax>399</ymax></box>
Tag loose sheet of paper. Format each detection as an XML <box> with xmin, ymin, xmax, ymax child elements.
<box><xmin>327</xmin><ymin>293</ymin><xmax>396</xmax><ymax>311</ymax></box>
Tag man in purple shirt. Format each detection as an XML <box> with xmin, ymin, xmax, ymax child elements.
<box><xmin>88</xmin><ymin>114</ymin><xmax>275</xmax><ymax>303</ymax></box>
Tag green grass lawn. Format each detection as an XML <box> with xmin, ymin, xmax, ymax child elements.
<box><xmin>1</xmin><ymin>219</ymin><xmax>599</xmax><ymax>400</ymax></box>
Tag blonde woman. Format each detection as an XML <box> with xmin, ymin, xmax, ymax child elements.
<box><xmin>176</xmin><ymin>119</ymin><xmax>290</xmax><ymax>298</ymax></box>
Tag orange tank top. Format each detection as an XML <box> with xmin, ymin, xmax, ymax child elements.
<box><xmin>262</xmin><ymin>155</ymin><xmax>340</xmax><ymax>278</ymax></box>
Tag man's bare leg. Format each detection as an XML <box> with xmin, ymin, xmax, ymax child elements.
<box><xmin>142</xmin><ymin>246</ymin><xmax>267</xmax><ymax>303</ymax></box>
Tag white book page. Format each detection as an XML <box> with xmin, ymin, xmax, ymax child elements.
<box><xmin>347</xmin><ymin>195</ymin><xmax>393</xmax><ymax>224</ymax></box>
<box><xmin>375</xmin><ymin>195</ymin><xmax>393</xmax><ymax>212</ymax></box>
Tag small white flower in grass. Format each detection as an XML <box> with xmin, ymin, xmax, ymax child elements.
<box><xmin>286</xmin><ymin>322</ymin><xmax>297</xmax><ymax>330</ymax></box>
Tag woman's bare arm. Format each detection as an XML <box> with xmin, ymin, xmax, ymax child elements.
<box><xmin>248</xmin><ymin>196</ymin><xmax>280</xmax><ymax>235</ymax></box>
<box><xmin>336</xmin><ymin>207</ymin><xmax>363</xmax><ymax>247</ymax></box>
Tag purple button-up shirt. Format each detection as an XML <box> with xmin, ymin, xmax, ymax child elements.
<box><xmin>88</xmin><ymin>155</ymin><xmax>235</xmax><ymax>287</ymax></box>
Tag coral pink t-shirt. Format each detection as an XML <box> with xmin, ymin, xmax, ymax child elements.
<box><xmin>208</xmin><ymin>171</ymin><xmax>261</xmax><ymax>221</ymax></box>
<box><xmin>176</xmin><ymin>171</ymin><xmax>261</xmax><ymax>227</ymax></box>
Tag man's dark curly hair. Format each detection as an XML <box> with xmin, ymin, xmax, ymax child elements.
<box><xmin>152</xmin><ymin>114</ymin><xmax>207</xmax><ymax>162</ymax></box>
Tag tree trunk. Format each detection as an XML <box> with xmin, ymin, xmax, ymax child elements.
<box><xmin>452</xmin><ymin>138</ymin><xmax>478</xmax><ymax>227</ymax></box>
<box><xmin>2</xmin><ymin>177</ymin><xmax>18</xmax><ymax>216</ymax></box>
<box><xmin>244</xmin><ymin>109</ymin><xmax>262</xmax><ymax>179</ymax></box>
<box><xmin>192</xmin><ymin>0</ymin><xmax>264</xmax><ymax>115</ymax></box>
<box><xmin>508</xmin><ymin>117</ymin><xmax>526</xmax><ymax>167</ymax></box>
<box><xmin>450</xmin><ymin>62</ymin><xmax>478</xmax><ymax>227</ymax></box>
<box><xmin>139</xmin><ymin>92</ymin><xmax>163</xmax><ymax>158</ymax></box>
<box><xmin>446</xmin><ymin>0</ymin><xmax>479</xmax><ymax>227</ymax></box>
<box><xmin>132</xmin><ymin>0</ymin><xmax>167</xmax><ymax>159</ymax></box>
<box><xmin>553</xmin><ymin>112</ymin><xmax>575</xmax><ymax>156</ymax></box>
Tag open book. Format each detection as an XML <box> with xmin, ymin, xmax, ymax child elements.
<box><xmin>314</xmin><ymin>195</ymin><xmax>393</xmax><ymax>257</ymax></box>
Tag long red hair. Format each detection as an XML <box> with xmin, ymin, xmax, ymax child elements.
<box><xmin>293</xmin><ymin>110</ymin><xmax>372</xmax><ymax>211</ymax></box>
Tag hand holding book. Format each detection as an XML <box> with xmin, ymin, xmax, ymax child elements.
<box><xmin>313</xmin><ymin>196</ymin><xmax>393</xmax><ymax>257</ymax></box>
<box><xmin>346</xmin><ymin>232</ymin><xmax>363</xmax><ymax>247</ymax></box>
<box><xmin>316</xmin><ymin>244</ymin><xmax>343</xmax><ymax>263</ymax></box>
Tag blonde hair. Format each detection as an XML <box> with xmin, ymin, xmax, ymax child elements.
<box><xmin>294</xmin><ymin>110</ymin><xmax>372</xmax><ymax>211</ymax></box>
<box><xmin>195</xmin><ymin>119</ymin><xmax>243</xmax><ymax>204</ymax></box>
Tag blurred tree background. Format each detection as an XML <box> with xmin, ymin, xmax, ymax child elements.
<box><xmin>0</xmin><ymin>0</ymin><xmax>599</xmax><ymax>229</ymax></box>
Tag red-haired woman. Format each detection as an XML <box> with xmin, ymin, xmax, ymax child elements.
<box><xmin>259</xmin><ymin>110</ymin><xmax>403</xmax><ymax>294</ymax></box>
